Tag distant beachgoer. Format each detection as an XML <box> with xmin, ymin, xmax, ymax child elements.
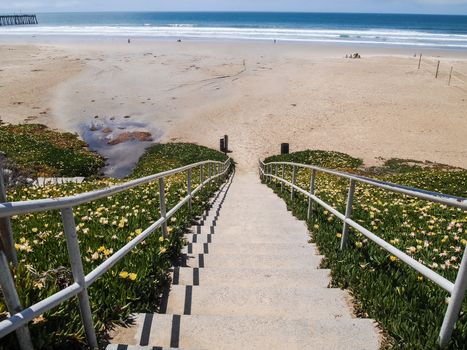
<box><xmin>128</xmin><ymin>38</ymin><xmax>131</xmax><ymax>44</ymax></box>
<box><xmin>274</xmin><ymin>39</ymin><xmax>276</xmax><ymax>44</ymax></box>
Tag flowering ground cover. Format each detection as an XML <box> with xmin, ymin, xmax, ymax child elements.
<box><xmin>0</xmin><ymin>141</ymin><xmax>228</xmax><ymax>349</ymax></box>
<box><xmin>264</xmin><ymin>150</ymin><xmax>466</xmax><ymax>349</ymax></box>
<box><xmin>0</xmin><ymin>123</ymin><xmax>105</xmax><ymax>177</ymax></box>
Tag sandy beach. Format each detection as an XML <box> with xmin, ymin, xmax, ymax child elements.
<box><xmin>1</xmin><ymin>39</ymin><xmax>466</xmax><ymax>175</ymax></box>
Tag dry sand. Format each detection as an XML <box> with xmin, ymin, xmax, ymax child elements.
<box><xmin>0</xmin><ymin>39</ymin><xmax>466</xmax><ymax>174</ymax></box>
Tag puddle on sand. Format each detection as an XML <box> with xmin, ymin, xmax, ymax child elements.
<box><xmin>81</xmin><ymin>116</ymin><xmax>162</xmax><ymax>178</ymax></box>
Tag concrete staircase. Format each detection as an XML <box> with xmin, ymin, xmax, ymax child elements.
<box><xmin>107</xmin><ymin>172</ymin><xmax>380</xmax><ymax>350</ymax></box>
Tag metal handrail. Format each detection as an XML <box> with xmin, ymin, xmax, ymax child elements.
<box><xmin>259</xmin><ymin>159</ymin><xmax>467</xmax><ymax>349</ymax></box>
<box><xmin>0</xmin><ymin>158</ymin><xmax>232</xmax><ymax>349</ymax></box>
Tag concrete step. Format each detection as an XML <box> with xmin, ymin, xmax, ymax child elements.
<box><xmin>109</xmin><ymin>314</ymin><xmax>380</xmax><ymax>350</ymax></box>
<box><xmin>171</xmin><ymin>266</ymin><xmax>330</xmax><ymax>288</ymax></box>
<box><xmin>183</xmin><ymin>232</ymin><xmax>308</xmax><ymax>244</ymax></box>
<box><xmin>164</xmin><ymin>285</ymin><xmax>353</xmax><ymax>320</ymax></box>
<box><xmin>181</xmin><ymin>241</ymin><xmax>316</xmax><ymax>256</ymax></box>
<box><xmin>181</xmin><ymin>252</ymin><xmax>323</xmax><ymax>269</ymax></box>
<box><xmin>107</xmin><ymin>346</ymin><xmax>195</xmax><ymax>350</ymax></box>
<box><xmin>189</xmin><ymin>220</ymin><xmax>308</xmax><ymax>234</ymax></box>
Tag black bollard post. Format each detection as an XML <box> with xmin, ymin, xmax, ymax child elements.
<box><xmin>220</xmin><ymin>139</ymin><xmax>225</xmax><ymax>153</ymax></box>
<box><xmin>281</xmin><ymin>143</ymin><xmax>289</xmax><ymax>155</ymax></box>
<box><xmin>224</xmin><ymin>135</ymin><xmax>229</xmax><ymax>152</ymax></box>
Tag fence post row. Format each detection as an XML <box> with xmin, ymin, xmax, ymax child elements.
<box><xmin>307</xmin><ymin>170</ymin><xmax>317</xmax><ymax>221</ymax></box>
<box><xmin>158</xmin><ymin>177</ymin><xmax>168</xmax><ymax>237</ymax></box>
<box><xmin>290</xmin><ymin>166</ymin><xmax>297</xmax><ymax>201</ymax></box>
<box><xmin>340</xmin><ymin>179</ymin><xmax>356</xmax><ymax>249</ymax></box>
<box><xmin>60</xmin><ymin>207</ymin><xmax>98</xmax><ymax>348</ymax></box>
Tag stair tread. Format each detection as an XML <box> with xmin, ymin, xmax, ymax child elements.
<box><xmin>109</xmin><ymin>314</ymin><xmax>380</xmax><ymax>350</ymax></box>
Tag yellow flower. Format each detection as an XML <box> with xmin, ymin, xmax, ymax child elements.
<box><xmin>135</xmin><ymin>229</ymin><xmax>143</xmax><ymax>235</ymax></box>
<box><xmin>128</xmin><ymin>273</ymin><xmax>137</xmax><ymax>281</ymax></box>
<box><xmin>31</xmin><ymin>228</ymin><xmax>38</xmax><ymax>233</ymax></box>
<box><xmin>159</xmin><ymin>247</ymin><xmax>167</xmax><ymax>254</ymax></box>
<box><xmin>97</xmin><ymin>246</ymin><xmax>105</xmax><ymax>252</ymax></box>
<box><xmin>417</xmin><ymin>276</ymin><xmax>424</xmax><ymax>282</ymax></box>
<box><xmin>389</xmin><ymin>255</ymin><xmax>397</xmax><ymax>262</ymax></box>
<box><xmin>32</xmin><ymin>315</ymin><xmax>46</xmax><ymax>324</ymax></box>
<box><xmin>119</xmin><ymin>271</ymin><xmax>129</xmax><ymax>279</ymax></box>
<box><xmin>336</xmin><ymin>233</ymin><xmax>342</xmax><ymax>238</ymax></box>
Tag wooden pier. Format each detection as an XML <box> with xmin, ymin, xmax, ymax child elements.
<box><xmin>0</xmin><ymin>14</ymin><xmax>38</xmax><ymax>26</ymax></box>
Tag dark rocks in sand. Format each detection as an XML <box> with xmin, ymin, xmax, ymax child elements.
<box><xmin>89</xmin><ymin>124</ymin><xmax>99</xmax><ymax>132</ymax></box>
<box><xmin>94</xmin><ymin>115</ymin><xmax>99</xmax><ymax>119</ymax></box>
<box><xmin>107</xmin><ymin>132</ymin><xmax>153</xmax><ymax>145</ymax></box>
<box><xmin>124</xmin><ymin>115</ymin><xmax>131</xmax><ymax>119</ymax></box>
<box><xmin>110</xmin><ymin>117</ymin><xmax>115</xmax><ymax>121</ymax></box>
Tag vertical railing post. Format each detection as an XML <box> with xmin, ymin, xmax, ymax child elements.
<box><xmin>274</xmin><ymin>164</ymin><xmax>278</xmax><ymax>188</ymax></box>
<box><xmin>340</xmin><ymin>180</ymin><xmax>356</xmax><ymax>249</ymax></box>
<box><xmin>281</xmin><ymin>164</ymin><xmax>285</xmax><ymax>193</ymax></box>
<box><xmin>0</xmin><ymin>155</ymin><xmax>17</xmax><ymax>266</ymax></box>
<box><xmin>307</xmin><ymin>169</ymin><xmax>317</xmax><ymax>221</ymax></box>
<box><xmin>187</xmin><ymin>168</ymin><xmax>192</xmax><ymax>211</ymax></box>
<box><xmin>439</xmin><ymin>245</ymin><xmax>467</xmax><ymax>348</ymax></box>
<box><xmin>200</xmin><ymin>164</ymin><xmax>204</xmax><ymax>186</ymax></box>
<box><xmin>290</xmin><ymin>166</ymin><xmax>297</xmax><ymax>201</ymax></box>
<box><xmin>0</xmin><ymin>251</ymin><xmax>34</xmax><ymax>350</ymax></box>
<box><xmin>60</xmin><ymin>207</ymin><xmax>98</xmax><ymax>349</ymax></box>
<box><xmin>158</xmin><ymin>177</ymin><xmax>168</xmax><ymax>237</ymax></box>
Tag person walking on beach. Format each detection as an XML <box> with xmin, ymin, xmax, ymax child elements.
<box><xmin>128</xmin><ymin>38</ymin><xmax>131</xmax><ymax>44</ymax></box>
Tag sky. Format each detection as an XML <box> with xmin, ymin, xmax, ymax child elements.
<box><xmin>2</xmin><ymin>0</ymin><xmax>467</xmax><ymax>15</ymax></box>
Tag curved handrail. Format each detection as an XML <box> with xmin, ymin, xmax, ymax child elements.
<box><xmin>259</xmin><ymin>159</ymin><xmax>466</xmax><ymax>348</ymax></box>
<box><xmin>260</xmin><ymin>160</ymin><xmax>467</xmax><ymax>209</ymax></box>
<box><xmin>0</xmin><ymin>158</ymin><xmax>231</xmax><ymax>218</ymax></box>
<box><xmin>0</xmin><ymin>157</ymin><xmax>232</xmax><ymax>346</ymax></box>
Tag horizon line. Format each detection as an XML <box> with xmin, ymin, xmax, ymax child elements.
<box><xmin>3</xmin><ymin>10</ymin><xmax>467</xmax><ymax>17</ymax></box>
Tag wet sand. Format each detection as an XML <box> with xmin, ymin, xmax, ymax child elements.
<box><xmin>1</xmin><ymin>39</ymin><xmax>466</xmax><ymax>175</ymax></box>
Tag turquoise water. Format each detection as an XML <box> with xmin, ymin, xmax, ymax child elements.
<box><xmin>2</xmin><ymin>12</ymin><xmax>467</xmax><ymax>48</ymax></box>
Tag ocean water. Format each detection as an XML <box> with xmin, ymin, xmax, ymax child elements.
<box><xmin>1</xmin><ymin>12</ymin><xmax>467</xmax><ymax>49</ymax></box>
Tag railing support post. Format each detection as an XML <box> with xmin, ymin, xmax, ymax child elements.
<box><xmin>307</xmin><ymin>170</ymin><xmax>317</xmax><ymax>221</ymax></box>
<box><xmin>0</xmin><ymin>250</ymin><xmax>34</xmax><ymax>350</ymax></box>
<box><xmin>290</xmin><ymin>166</ymin><xmax>297</xmax><ymax>202</ymax></box>
<box><xmin>274</xmin><ymin>164</ymin><xmax>278</xmax><ymax>188</ymax></box>
<box><xmin>340</xmin><ymin>180</ymin><xmax>356</xmax><ymax>249</ymax></box>
<box><xmin>61</xmin><ymin>207</ymin><xmax>98</xmax><ymax>349</ymax></box>
<box><xmin>0</xmin><ymin>156</ymin><xmax>17</xmax><ymax>266</ymax></box>
<box><xmin>208</xmin><ymin>163</ymin><xmax>212</xmax><ymax>183</ymax></box>
<box><xmin>439</xmin><ymin>245</ymin><xmax>467</xmax><ymax>348</ymax></box>
<box><xmin>158</xmin><ymin>178</ymin><xmax>168</xmax><ymax>237</ymax></box>
<box><xmin>187</xmin><ymin>169</ymin><xmax>192</xmax><ymax>211</ymax></box>
<box><xmin>281</xmin><ymin>164</ymin><xmax>285</xmax><ymax>193</ymax></box>
<box><xmin>200</xmin><ymin>164</ymin><xmax>204</xmax><ymax>186</ymax></box>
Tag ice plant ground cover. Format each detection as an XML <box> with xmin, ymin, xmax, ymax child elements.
<box><xmin>0</xmin><ymin>123</ymin><xmax>105</xmax><ymax>178</ymax></box>
<box><xmin>263</xmin><ymin>150</ymin><xmax>467</xmax><ymax>349</ymax></box>
<box><xmin>0</xmin><ymin>141</ymin><xmax>228</xmax><ymax>349</ymax></box>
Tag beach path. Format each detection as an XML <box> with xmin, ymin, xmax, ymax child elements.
<box><xmin>107</xmin><ymin>171</ymin><xmax>380</xmax><ymax>349</ymax></box>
